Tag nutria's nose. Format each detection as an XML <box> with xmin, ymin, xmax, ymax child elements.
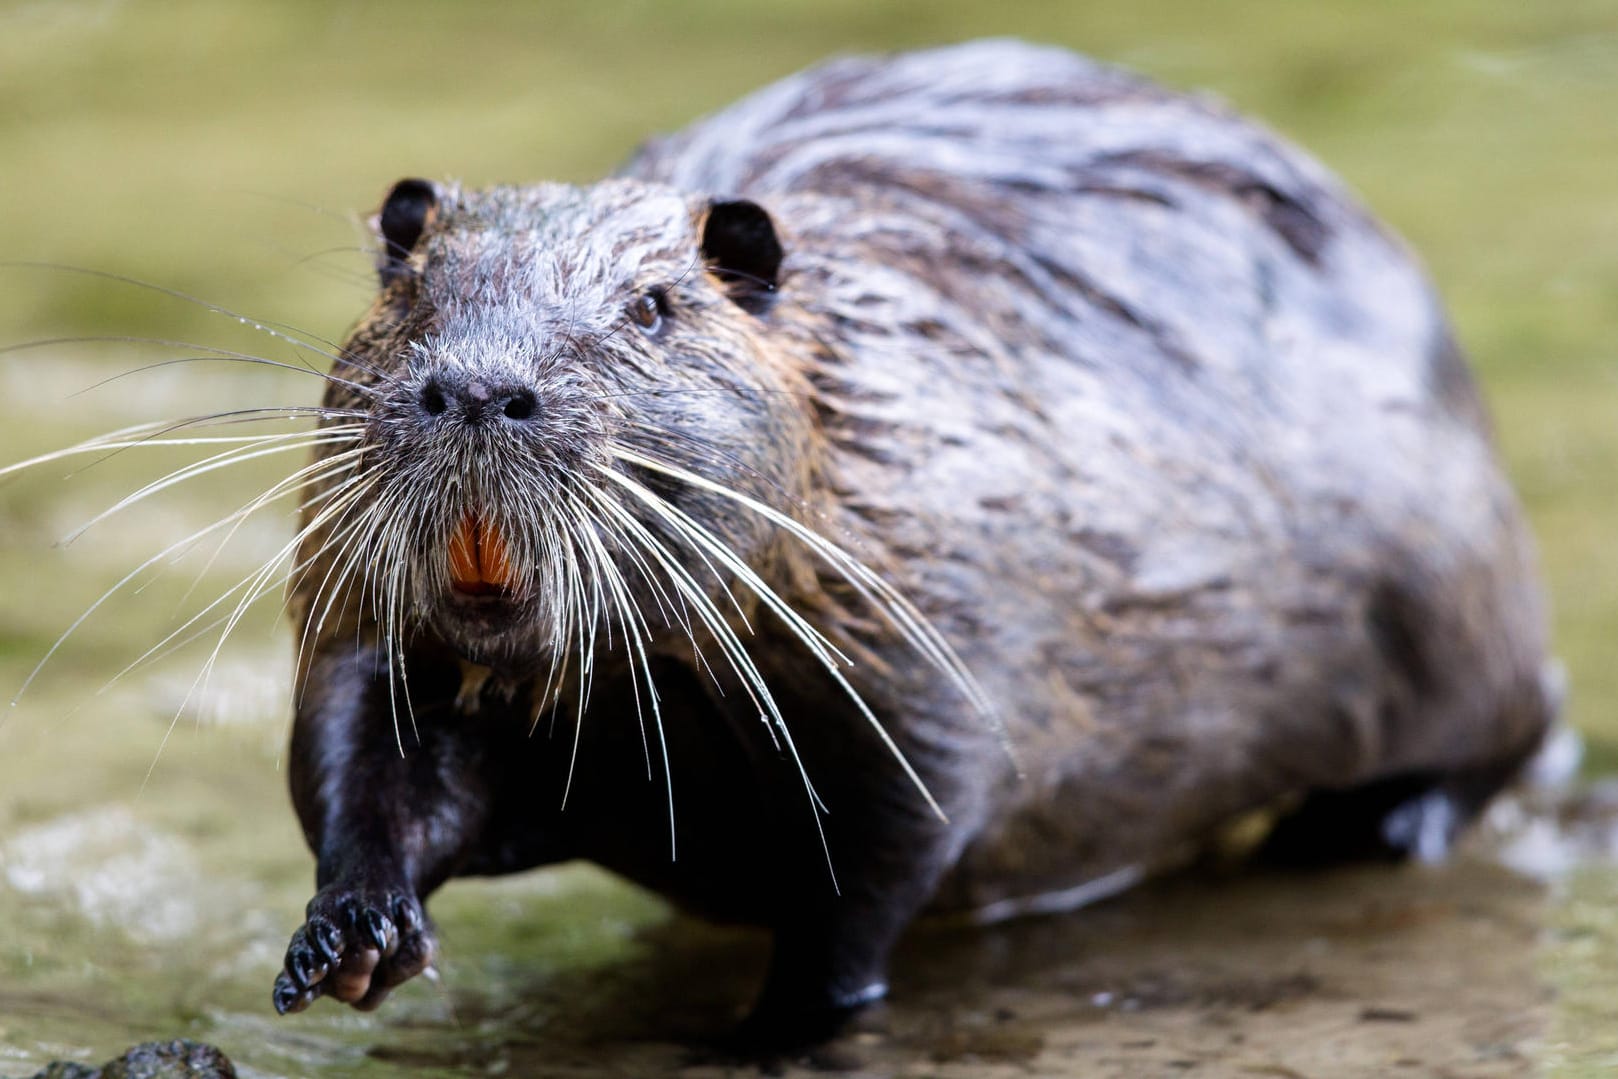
<box><xmin>417</xmin><ymin>375</ymin><xmax>538</xmax><ymax>425</ymax></box>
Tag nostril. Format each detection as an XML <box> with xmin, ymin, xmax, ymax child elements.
<box><xmin>420</xmin><ymin>381</ymin><xmax>448</xmax><ymax>417</ymax></box>
<box><xmin>502</xmin><ymin>390</ymin><xmax>536</xmax><ymax>421</ymax></box>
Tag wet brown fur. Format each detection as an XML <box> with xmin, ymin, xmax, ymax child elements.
<box><xmin>272</xmin><ymin>41</ymin><xmax>1556</xmax><ymax>1036</ymax></box>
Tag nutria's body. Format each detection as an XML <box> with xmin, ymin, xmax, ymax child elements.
<box><xmin>272</xmin><ymin>41</ymin><xmax>1555</xmax><ymax>1037</ymax></box>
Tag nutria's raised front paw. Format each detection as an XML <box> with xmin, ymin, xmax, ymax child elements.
<box><xmin>272</xmin><ymin>881</ymin><xmax>435</xmax><ymax>1015</ymax></box>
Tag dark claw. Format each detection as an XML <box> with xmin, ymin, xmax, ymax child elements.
<box><xmin>273</xmin><ymin>973</ymin><xmax>315</xmax><ymax>1015</ymax></box>
<box><xmin>287</xmin><ymin>943</ymin><xmax>317</xmax><ymax>989</ymax></box>
<box><xmin>361</xmin><ymin>908</ymin><xmax>397</xmax><ymax>955</ymax></box>
<box><xmin>392</xmin><ymin>895</ymin><xmax>422</xmax><ymax>935</ymax></box>
<box><xmin>312</xmin><ymin>919</ymin><xmax>344</xmax><ymax>964</ymax></box>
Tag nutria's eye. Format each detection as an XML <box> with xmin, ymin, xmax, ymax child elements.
<box><xmin>628</xmin><ymin>290</ymin><xmax>664</xmax><ymax>334</ymax></box>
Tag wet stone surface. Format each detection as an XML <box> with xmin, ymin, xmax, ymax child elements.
<box><xmin>23</xmin><ymin>1041</ymin><xmax>235</xmax><ymax>1079</ymax></box>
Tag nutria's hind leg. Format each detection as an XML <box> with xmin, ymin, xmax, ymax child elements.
<box><xmin>1261</xmin><ymin>656</ymin><xmax>1563</xmax><ymax>867</ymax></box>
<box><xmin>1257</xmin><ymin>749</ymin><xmax>1542</xmax><ymax>868</ymax></box>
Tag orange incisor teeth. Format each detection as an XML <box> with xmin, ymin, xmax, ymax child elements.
<box><xmin>448</xmin><ymin>512</ymin><xmax>514</xmax><ymax>592</ymax></box>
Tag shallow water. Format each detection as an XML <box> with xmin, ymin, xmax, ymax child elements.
<box><xmin>3</xmin><ymin>2</ymin><xmax>1617</xmax><ymax>1076</ymax></box>
<box><xmin>1</xmin><ymin>695</ymin><xmax>1613</xmax><ymax>1079</ymax></box>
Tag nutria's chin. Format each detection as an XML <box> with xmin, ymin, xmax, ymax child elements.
<box><xmin>273</xmin><ymin>40</ymin><xmax>1558</xmax><ymax>1045</ymax></box>
<box><xmin>429</xmin><ymin>594</ymin><xmax>539</xmax><ymax>668</ymax></box>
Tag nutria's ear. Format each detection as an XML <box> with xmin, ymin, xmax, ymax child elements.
<box><xmin>701</xmin><ymin>199</ymin><xmax>782</xmax><ymax>313</ymax></box>
<box><xmin>375</xmin><ymin>178</ymin><xmax>439</xmax><ymax>287</ymax></box>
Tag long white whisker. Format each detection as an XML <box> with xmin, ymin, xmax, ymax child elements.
<box><xmin>1</xmin><ymin>261</ymin><xmax>364</xmax><ymax>381</ymax></box>
<box><xmin>61</xmin><ymin>429</ymin><xmax>364</xmax><ymax>544</ymax></box>
<box><xmin>563</xmin><ymin>488</ymin><xmax>677</xmax><ymax>856</ymax></box>
<box><xmin>608</xmin><ymin>444</ymin><xmax>1010</xmax><ymax>767</ymax></box>
<box><xmin>596</xmin><ymin>464</ymin><xmax>947</xmax><ymax>824</ymax></box>
<box><xmin>0</xmin><ymin>417</ymin><xmax>363</xmax><ymax>482</ymax></box>
<box><xmin>13</xmin><ymin>464</ymin><xmax>354</xmax><ymax>707</ymax></box>
<box><xmin>169</xmin><ymin>447</ymin><xmax>368</xmax><ymax>613</ymax></box>
<box><xmin>293</xmin><ymin>470</ymin><xmax>390</xmax><ymax>684</ymax></box>
<box><xmin>158</xmin><ymin>452</ymin><xmax>376</xmax><ymax>723</ymax></box>
<box><xmin>552</xmin><ymin>490</ymin><xmax>598</xmax><ymax>810</ymax></box>
<box><xmin>580</xmin><ymin>484</ymin><xmax>837</xmax><ymax>888</ymax></box>
<box><xmin>141</xmin><ymin>501</ymin><xmax>336</xmax><ymax>793</ymax></box>
<box><xmin>115</xmin><ymin>471</ymin><xmax>376</xmax><ymax>694</ymax></box>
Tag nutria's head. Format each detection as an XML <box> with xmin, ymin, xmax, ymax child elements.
<box><xmin>295</xmin><ymin>176</ymin><xmax>819</xmax><ymax>676</ymax></box>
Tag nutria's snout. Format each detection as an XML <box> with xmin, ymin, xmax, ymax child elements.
<box><xmin>379</xmin><ymin>352</ymin><xmax>603</xmax><ymax>468</ymax></box>
<box><xmin>415</xmin><ymin>373</ymin><xmax>540</xmax><ymax>427</ymax></box>
<box><xmin>358</xmin><ymin>359</ymin><xmax>591</xmax><ymax>656</ymax></box>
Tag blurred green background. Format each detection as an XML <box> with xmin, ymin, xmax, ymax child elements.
<box><xmin>0</xmin><ymin>1</ymin><xmax>1615</xmax><ymax>1074</ymax></box>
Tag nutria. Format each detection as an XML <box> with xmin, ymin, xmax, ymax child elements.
<box><xmin>268</xmin><ymin>40</ymin><xmax>1556</xmax><ymax>1040</ymax></box>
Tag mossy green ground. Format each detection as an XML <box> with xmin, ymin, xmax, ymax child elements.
<box><xmin>1</xmin><ymin>2</ymin><xmax>1614</xmax><ymax>1075</ymax></box>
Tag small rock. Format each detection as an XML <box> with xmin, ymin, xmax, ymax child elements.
<box><xmin>25</xmin><ymin>1065</ymin><xmax>98</xmax><ymax>1079</ymax></box>
<box><xmin>25</xmin><ymin>1040</ymin><xmax>235</xmax><ymax>1079</ymax></box>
